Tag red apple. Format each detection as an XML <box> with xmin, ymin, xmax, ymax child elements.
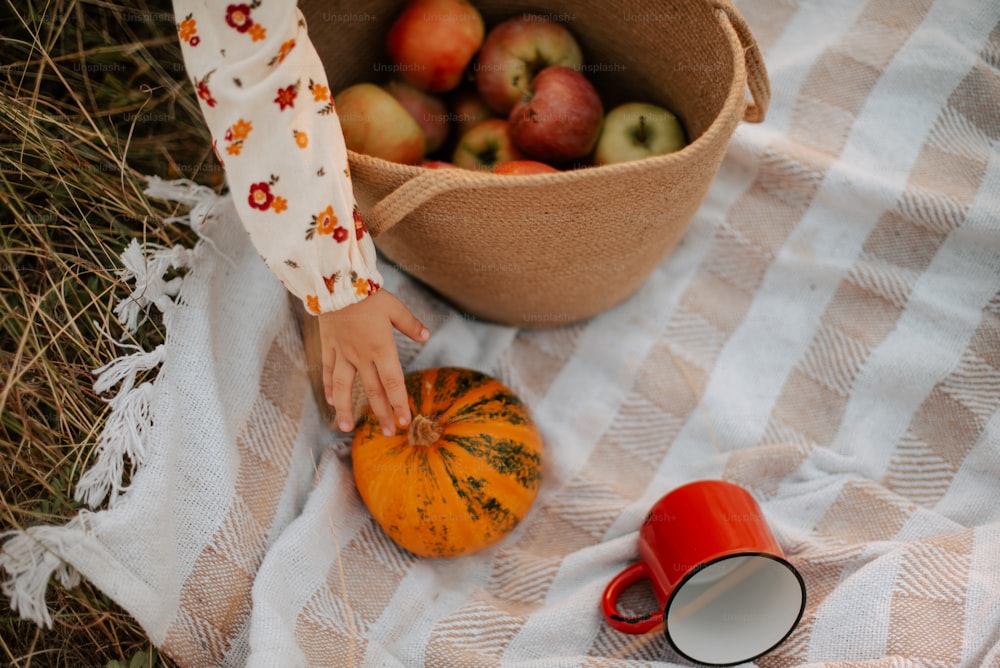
<box><xmin>447</xmin><ymin>86</ymin><xmax>498</xmax><ymax>137</ymax></box>
<box><xmin>491</xmin><ymin>160</ymin><xmax>558</xmax><ymax>175</ymax></box>
<box><xmin>508</xmin><ymin>66</ymin><xmax>604</xmax><ymax>164</ymax></box>
<box><xmin>474</xmin><ymin>15</ymin><xmax>584</xmax><ymax>114</ymax></box>
<box><xmin>386</xmin><ymin>0</ymin><xmax>485</xmax><ymax>93</ymax></box>
<box><xmin>334</xmin><ymin>83</ymin><xmax>425</xmax><ymax>164</ymax></box>
<box><xmin>384</xmin><ymin>79</ymin><xmax>450</xmax><ymax>154</ymax></box>
<box><xmin>451</xmin><ymin>118</ymin><xmax>525</xmax><ymax>171</ymax></box>
<box><xmin>421</xmin><ymin>159</ymin><xmax>459</xmax><ymax>169</ymax></box>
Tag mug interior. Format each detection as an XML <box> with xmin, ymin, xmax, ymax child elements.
<box><xmin>666</xmin><ymin>553</ymin><xmax>805</xmax><ymax>666</ymax></box>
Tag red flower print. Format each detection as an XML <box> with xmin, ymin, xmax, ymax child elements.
<box><xmin>333</xmin><ymin>227</ymin><xmax>349</xmax><ymax>243</ymax></box>
<box><xmin>323</xmin><ymin>273</ymin><xmax>338</xmax><ymax>293</ymax></box>
<box><xmin>225</xmin><ymin>4</ymin><xmax>253</xmax><ymax>32</ymax></box>
<box><xmin>368</xmin><ymin>279</ymin><xmax>381</xmax><ymax>295</ymax></box>
<box><xmin>190</xmin><ymin>36</ymin><xmax>201</xmax><ymax>47</ymax></box>
<box><xmin>212</xmin><ymin>140</ymin><xmax>225</xmax><ymax>168</ymax></box>
<box><xmin>274</xmin><ymin>84</ymin><xmax>297</xmax><ymax>111</ymax></box>
<box><xmin>196</xmin><ymin>80</ymin><xmax>216</xmax><ymax>107</ymax></box>
<box><xmin>248</xmin><ymin>182</ymin><xmax>273</xmax><ymax>211</ymax></box>
<box><xmin>352</xmin><ymin>207</ymin><xmax>368</xmax><ymax>240</ymax></box>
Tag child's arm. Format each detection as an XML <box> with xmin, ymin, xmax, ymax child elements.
<box><xmin>172</xmin><ymin>0</ymin><xmax>427</xmax><ymax>433</ymax></box>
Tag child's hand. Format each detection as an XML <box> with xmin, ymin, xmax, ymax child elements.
<box><xmin>317</xmin><ymin>290</ymin><xmax>430</xmax><ymax>436</ymax></box>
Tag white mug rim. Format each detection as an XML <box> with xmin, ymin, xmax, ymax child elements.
<box><xmin>662</xmin><ymin>551</ymin><xmax>807</xmax><ymax>666</ymax></box>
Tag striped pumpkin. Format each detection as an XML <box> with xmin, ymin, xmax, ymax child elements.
<box><xmin>351</xmin><ymin>366</ymin><xmax>544</xmax><ymax>558</ymax></box>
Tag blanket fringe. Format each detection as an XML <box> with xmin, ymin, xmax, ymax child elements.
<box><xmin>0</xmin><ymin>514</ymin><xmax>90</xmax><ymax>629</ymax></box>
<box><xmin>77</xmin><ymin>177</ymin><xmax>225</xmax><ymax>507</ymax></box>
<box><xmin>92</xmin><ymin>342</ymin><xmax>167</xmax><ymax>397</ymax></box>
<box><xmin>74</xmin><ymin>344</ymin><xmax>165</xmax><ymax>508</ymax></box>
<box><xmin>88</xmin><ymin>380</ymin><xmax>154</xmax><ymax>506</ymax></box>
<box><xmin>143</xmin><ymin>175</ymin><xmax>222</xmax><ymax>232</ymax></box>
<box><xmin>113</xmin><ymin>239</ymin><xmax>193</xmax><ymax>335</ymax></box>
<box><xmin>1</xmin><ymin>178</ymin><xmax>225</xmax><ymax>627</ymax></box>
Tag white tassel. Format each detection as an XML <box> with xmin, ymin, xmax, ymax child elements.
<box><xmin>92</xmin><ymin>343</ymin><xmax>166</xmax><ymax>397</ymax></box>
<box><xmin>75</xmin><ymin>381</ymin><xmax>157</xmax><ymax>509</ymax></box>
<box><xmin>74</xmin><ymin>344</ymin><xmax>165</xmax><ymax>509</ymax></box>
<box><xmin>143</xmin><ymin>176</ymin><xmax>219</xmax><ymax>224</ymax></box>
<box><xmin>113</xmin><ymin>240</ymin><xmax>193</xmax><ymax>335</ymax></box>
<box><xmin>115</xmin><ymin>177</ymin><xmax>225</xmax><ymax>335</ymax></box>
<box><xmin>112</xmin><ymin>240</ymin><xmax>150</xmax><ymax>334</ymax></box>
<box><xmin>143</xmin><ymin>176</ymin><xmax>220</xmax><ymax>238</ymax></box>
<box><xmin>0</xmin><ymin>515</ymin><xmax>90</xmax><ymax>629</ymax></box>
<box><xmin>144</xmin><ymin>176</ymin><xmax>238</xmax><ymax>269</ymax></box>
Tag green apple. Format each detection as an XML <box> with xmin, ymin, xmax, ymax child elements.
<box><xmin>593</xmin><ymin>102</ymin><xmax>686</xmax><ymax>166</ymax></box>
<box><xmin>451</xmin><ymin>118</ymin><xmax>525</xmax><ymax>171</ymax></box>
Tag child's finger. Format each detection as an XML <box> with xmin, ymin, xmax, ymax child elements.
<box><xmin>358</xmin><ymin>361</ymin><xmax>396</xmax><ymax>437</ymax></box>
<box><xmin>389</xmin><ymin>297</ymin><xmax>430</xmax><ymax>344</ymax></box>
<box><xmin>375</xmin><ymin>354</ymin><xmax>411</xmax><ymax>428</ymax></box>
<box><xmin>322</xmin><ymin>347</ymin><xmax>336</xmax><ymax>406</ymax></box>
<box><xmin>330</xmin><ymin>360</ymin><xmax>357</xmax><ymax>432</ymax></box>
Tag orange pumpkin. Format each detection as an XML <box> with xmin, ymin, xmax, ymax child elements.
<box><xmin>351</xmin><ymin>366</ymin><xmax>544</xmax><ymax>557</ymax></box>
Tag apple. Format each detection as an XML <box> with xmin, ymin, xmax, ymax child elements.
<box><xmin>491</xmin><ymin>160</ymin><xmax>558</xmax><ymax>175</ymax></box>
<box><xmin>474</xmin><ymin>14</ymin><xmax>584</xmax><ymax>114</ymax></box>
<box><xmin>594</xmin><ymin>102</ymin><xmax>687</xmax><ymax>165</ymax></box>
<box><xmin>451</xmin><ymin>118</ymin><xmax>525</xmax><ymax>171</ymax></box>
<box><xmin>447</xmin><ymin>86</ymin><xmax>498</xmax><ymax>138</ymax></box>
<box><xmin>421</xmin><ymin>159</ymin><xmax>459</xmax><ymax>169</ymax></box>
<box><xmin>334</xmin><ymin>83</ymin><xmax>425</xmax><ymax>164</ymax></box>
<box><xmin>507</xmin><ymin>66</ymin><xmax>604</xmax><ymax>164</ymax></box>
<box><xmin>384</xmin><ymin>79</ymin><xmax>450</xmax><ymax>154</ymax></box>
<box><xmin>386</xmin><ymin>0</ymin><xmax>485</xmax><ymax>93</ymax></box>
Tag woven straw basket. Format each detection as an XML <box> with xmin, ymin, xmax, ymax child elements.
<box><xmin>300</xmin><ymin>0</ymin><xmax>770</xmax><ymax>327</ymax></box>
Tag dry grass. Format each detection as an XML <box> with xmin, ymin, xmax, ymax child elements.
<box><xmin>1</xmin><ymin>0</ymin><xmax>223</xmax><ymax>664</ymax></box>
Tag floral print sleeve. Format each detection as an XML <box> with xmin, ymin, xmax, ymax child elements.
<box><xmin>172</xmin><ymin>0</ymin><xmax>381</xmax><ymax>315</ymax></box>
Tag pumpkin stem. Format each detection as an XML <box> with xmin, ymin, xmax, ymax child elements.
<box><xmin>408</xmin><ymin>414</ymin><xmax>442</xmax><ymax>447</ymax></box>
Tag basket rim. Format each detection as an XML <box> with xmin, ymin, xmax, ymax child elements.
<box><xmin>347</xmin><ymin>5</ymin><xmax>750</xmax><ymax>187</ymax></box>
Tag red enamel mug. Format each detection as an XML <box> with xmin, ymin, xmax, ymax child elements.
<box><xmin>601</xmin><ymin>480</ymin><xmax>806</xmax><ymax>666</ymax></box>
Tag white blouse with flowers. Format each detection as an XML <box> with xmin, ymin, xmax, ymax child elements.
<box><xmin>171</xmin><ymin>0</ymin><xmax>382</xmax><ymax>316</ymax></box>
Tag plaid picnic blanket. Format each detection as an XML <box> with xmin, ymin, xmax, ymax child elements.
<box><xmin>3</xmin><ymin>0</ymin><xmax>999</xmax><ymax>665</ymax></box>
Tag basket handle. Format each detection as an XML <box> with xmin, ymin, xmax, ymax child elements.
<box><xmin>711</xmin><ymin>0</ymin><xmax>771</xmax><ymax>122</ymax></box>
<box><xmin>364</xmin><ymin>168</ymin><xmax>472</xmax><ymax>237</ymax></box>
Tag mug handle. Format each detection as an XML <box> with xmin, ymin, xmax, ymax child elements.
<box><xmin>601</xmin><ymin>562</ymin><xmax>664</xmax><ymax>635</ymax></box>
